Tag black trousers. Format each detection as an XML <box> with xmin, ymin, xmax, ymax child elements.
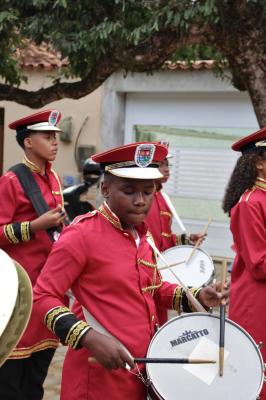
<box><xmin>0</xmin><ymin>348</ymin><xmax>55</xmax><ymax>400</ymax></box>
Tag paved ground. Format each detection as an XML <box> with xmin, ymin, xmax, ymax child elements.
<box><xmin>43</xmin><ymin>345</ymin><xmax>67</xmax><ymax>400</ymax></box>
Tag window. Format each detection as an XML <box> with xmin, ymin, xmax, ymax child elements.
<box><xmin>134</xmin><ymin>125</ymin><xmax>253</xmax><ymax>223</ymax></box>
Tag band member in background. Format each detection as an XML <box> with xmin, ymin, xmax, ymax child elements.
<box><xmin>223</xmin><ymin>128</ymin><xmax>266</xmax><ymax>400</ymax></box>
<box><xmin>34</xmin><ymin>142</ymin><xmax>228</xmax><ymax>400</ymax></box>
<box><xmin>0</xmin><ymin>110</ymin><xmax>66</xmax><ymax>400</ymax></box>
<box><xmin>145</xmin><ymin>142</ymin><xmax>206</xmax><ymax>325</ymax></box>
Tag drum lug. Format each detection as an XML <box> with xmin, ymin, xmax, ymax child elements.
<box><xmin>258</xmin><ymin>341</ymin><xmax>264</xmax><ymax>350</ymax></box>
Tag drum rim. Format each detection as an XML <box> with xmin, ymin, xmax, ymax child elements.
<box><xmin>146</xmin><ymin>312</ymin><xmax>265</xmax><ymax>397</ymax></box>
<box><xmin>158</xmin><ymin>245</ymin><xmax>214</xmax><ymax>266</ymax></box>
<box><xmin>0</xmin><ymin>262</ymin><xmax>32</xmax><ymax>367</ymax></box>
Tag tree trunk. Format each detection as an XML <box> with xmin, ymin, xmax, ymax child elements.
<box><xmin>218</xmin><ymin>23</ymin><xmax>266</xmax><ymax>127</ymax></box>
<box><xmin>228</xmin><ymin>53</ymin><xmax>266</xmax><ymax>127</ymax></box>
<box><xmin>242</xmin><ymin>66</ymin><xmax>266</xmax><ymax>128</ymax></box>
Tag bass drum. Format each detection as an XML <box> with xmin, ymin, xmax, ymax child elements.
<box><xmin>157</xmin><ymin>245</ymin><xmax>214</xmax><ymax>288</ymax></box>
<box><xmin>0</xmin><ymin>249</ymin><xmax>32</xmax><ymax>367</ymax></box>
<box><xmin>147</xmin><ymin>313</ymin><xmax>264</xmax><ymax>400</ymax></box>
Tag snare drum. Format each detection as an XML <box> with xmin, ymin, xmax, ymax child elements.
<box><xmin>147</xmin><ymin>313</ymin><xmax>264</xmax><ymax>400</ymax></box>
<box><xmin>157</xmin><ymin>245</ymin><xmax>214</xmax><ymax>288</ymax></box>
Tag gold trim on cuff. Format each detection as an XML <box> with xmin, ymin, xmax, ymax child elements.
<box><xmin>173</xmin><ymin>286</ymin><xmax>183</xmax><ymax>313</ymax></box>
<box><xmin>66</xmin><ymin>321</ymin><xmax>90</xmax><ymax>349</ymax></box>
<box><xmin>4</xmin><ymin>224</ymin><xmax>19</xmax><ymax>244</ymax></box>
<box><xmin>21</xmin><ymin>221</ymin><xmax>31</xmax><ymax>242</ymax></box>
<box><xmin>45</xmin><ymin>306</ymin><xmax>71</xmax><ymax>333</ymax></box>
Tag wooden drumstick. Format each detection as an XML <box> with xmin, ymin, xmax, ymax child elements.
<box><xmin>147</xmin><ymin>237</ymin><xmax>207</xmax><ymax>313</ymax></box>
<box><xmin>186</xmin><ymin>218</ymin><xmax>212</xmax><ymax>264</ymax></box>
<box><xmin>219</xmin><ymin>260</ymin><xmax>227</xmax><ymax>377</ymax></box>
<box><xmin>158</xmin><ymin>260</ymin><xmax>186</xmax><ymax>271</ymax></box>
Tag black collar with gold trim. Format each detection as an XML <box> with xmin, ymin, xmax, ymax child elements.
<box><xmin>255</xmin><ymin>177</ymin><xmax>266</xmax><ymax>191</ymax></box>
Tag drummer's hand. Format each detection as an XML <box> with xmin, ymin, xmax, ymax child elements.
<box><xmin>189</xmin><ymin>232</ymin><xmax>207</xmax><ymax>245</ymax></box>
<box><xmin>198</xmin><ymin>281</ymin><xmax>229</xmax><ymax>309</ymax></box>
<box><xmin>81</xmin><ymin>329</ymin><xmax>135</xmax><ymax>370</ymax></box>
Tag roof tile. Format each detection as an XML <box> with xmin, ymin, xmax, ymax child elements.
<box><xmin>15</xmin><ymin>41</ymin><xmax>68</xmax><ymax>70</ymax></box>
<box><xmin>15</xmin><ymin>42</ymin><xmax>217</xmax><ymax>71</ymax></box>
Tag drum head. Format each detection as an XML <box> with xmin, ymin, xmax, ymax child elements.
<box><xmin>0</xmin><ymin>249</ymin><xmax>19</xmax><ymax>337</ymax></box>
<box><xmin>157</xmin><ymin>245</ymin><xmax>214</xmax><ymax>287</ymax></box>
<box><xmin>0</xmin><ymin>261</ymin><xmax>32</xmax><ymax>367</ymax></box>
<box><xmin>146</xmin><ymin>313</ymin><xmax>264</xmax><ymax>400</ymax></box>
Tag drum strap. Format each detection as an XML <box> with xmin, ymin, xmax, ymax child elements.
<box><xmin>9</xmin><ymin>163</ymin><xmax>59</xmax><ymax>242</ymax></box>
<box><xmin>82</xmin><ymin>307</ymin><xmax>132</xmax><ymax>354</ymax></box>
<box><xmin>161</xmin><ymin>191</ymin><xmax>186</xmax><ymax>233</ymax></box>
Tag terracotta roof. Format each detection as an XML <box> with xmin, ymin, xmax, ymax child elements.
<box><xmin>164</xmin><ymin>60</ymin><xmax>217</xmax><ymax>70</ymax></box>
<box><xmin>16</xmin><ymin>42</ymin><xmax>217</xmax><ymax>71</ymax></box>
<box><xmin>15</xmin><ymin>42</ymin><xmax>68</xmax><ymax>70</ymax></box>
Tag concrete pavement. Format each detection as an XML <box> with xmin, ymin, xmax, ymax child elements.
<box><xmin>43</xmin><ymin>345</ymin><xmax>67</xmax><ymax>400</ymax></box>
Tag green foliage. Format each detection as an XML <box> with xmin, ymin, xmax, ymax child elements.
<box><xmin>17</xmin><ymin>0</ymin><xmax>165</xmax><ymax>78</ymax></box>
<box><xmin>1</xmin><ymin>0</ymin><xmax>266</xmax><ymax>87</ymax></box>
<box><xmin>170</xmin><ymin>44</ymin><xmax>223</xmax><ymax>62</ymax></box>
<box><xmin>0</xmin><ymin>8</ymin><xmax>25</xmax><ymax>85</ymax></box>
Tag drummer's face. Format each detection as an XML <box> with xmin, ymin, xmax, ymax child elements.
<box><xmin>101</xmin><ymin>174</ymin><xmax>156</xmax><ymax>229</ymax></box>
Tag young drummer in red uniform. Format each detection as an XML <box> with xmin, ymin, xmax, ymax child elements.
<box><xmin>223</xmin><ymin>128</ymin><xmax>266</xmax><ymax>400</ymax></box>
<box><xmin>0</xmin><ymin>110</ymin><xmax>66</xmax><ymax>400</ymax></box>
<box><xmin>34</xmin><ymin>142</ymin><xmax>228</xmax><ymax>400</ymax></box>
<box><xmin>146</xmin><ymin>150</ymin><xmax>205</xmax><ymax>252</ymax></box>
<box><xmin>145</xmin><ymin>144</ymin><xmax>206</xmax><ymax>325</ymax></box>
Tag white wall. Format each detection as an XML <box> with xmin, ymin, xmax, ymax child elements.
<box><xmin>124</xmin><ymin>92</ymin><xmax>258</xmax><ymax>141</ymax></box>
<box><xmin>1</xmin><ymin>71</ymin><xmax>102</xmax><ymax>184</ymax></box>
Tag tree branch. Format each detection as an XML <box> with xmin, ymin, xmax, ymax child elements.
<box><xmin>0</xmin><ymin>60</ymin><xmax>117</xmax><ymax>108</ymax></box>
<box><xmin>0</xmin><ymin>27</ymin><xmax>212</xmax><ymax>107</ymax></box>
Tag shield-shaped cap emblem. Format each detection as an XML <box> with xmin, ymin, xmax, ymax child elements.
<box><xmin>134</xmin><ymin>144</ymin><xmax>155</xmax><ymax>167</ymax></box>
<box><xmin>49</xmin><ymin>110</ymin><xmax>60</xmax><ymax>126</ymax></box>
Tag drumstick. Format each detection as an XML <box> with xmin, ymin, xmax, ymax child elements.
<box><xmin>219</xmin><ymin>260</ymin><xmax>227</xmax><ymax>377</ymax></box>
<box><xmin>186</xmin><ymin>218</ymin><xmax>212</xmax><ymax>264</ymax></box>
<box><xmin>158</xmin><ymin>260</ymin><xmax>186</xmax><ymax>271</ymax></box>
<box><xmin>147</xmin><ymin>237</ymin><xmax>207</xmax><ymax>313</ymax></box>
<box><xmin>88</xmin><ymin>357</ymin><xmax>216</xmax><ymax>364</ymax></box>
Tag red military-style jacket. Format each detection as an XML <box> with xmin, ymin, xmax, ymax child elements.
<box><xmin>0</xmin><ymin>157</ymin><xmax>64</xmax><ymax>358</ymax></box>
<box><xmin>229</xmin><ymin>178</ymin><xmax>266</xmax><ymax>400</ymax></box>
<box><xmin>34</xmin><ymin>202</ymin><xmax>199</xmax><ymax>400</ymax></box>
<box><xmin>145</xmin><ymin>191</ymin><xmax>188</xmax><ymax>253</ymax></box>
<box><xmin>145</xmin><ymin>191</ymin><xmax>189</xmax><ymax>326</ymax></box>
<box><xmin>145</xmin><ymin>190</ymin><xmax>177</xmax><ymax>252</ymax></box>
